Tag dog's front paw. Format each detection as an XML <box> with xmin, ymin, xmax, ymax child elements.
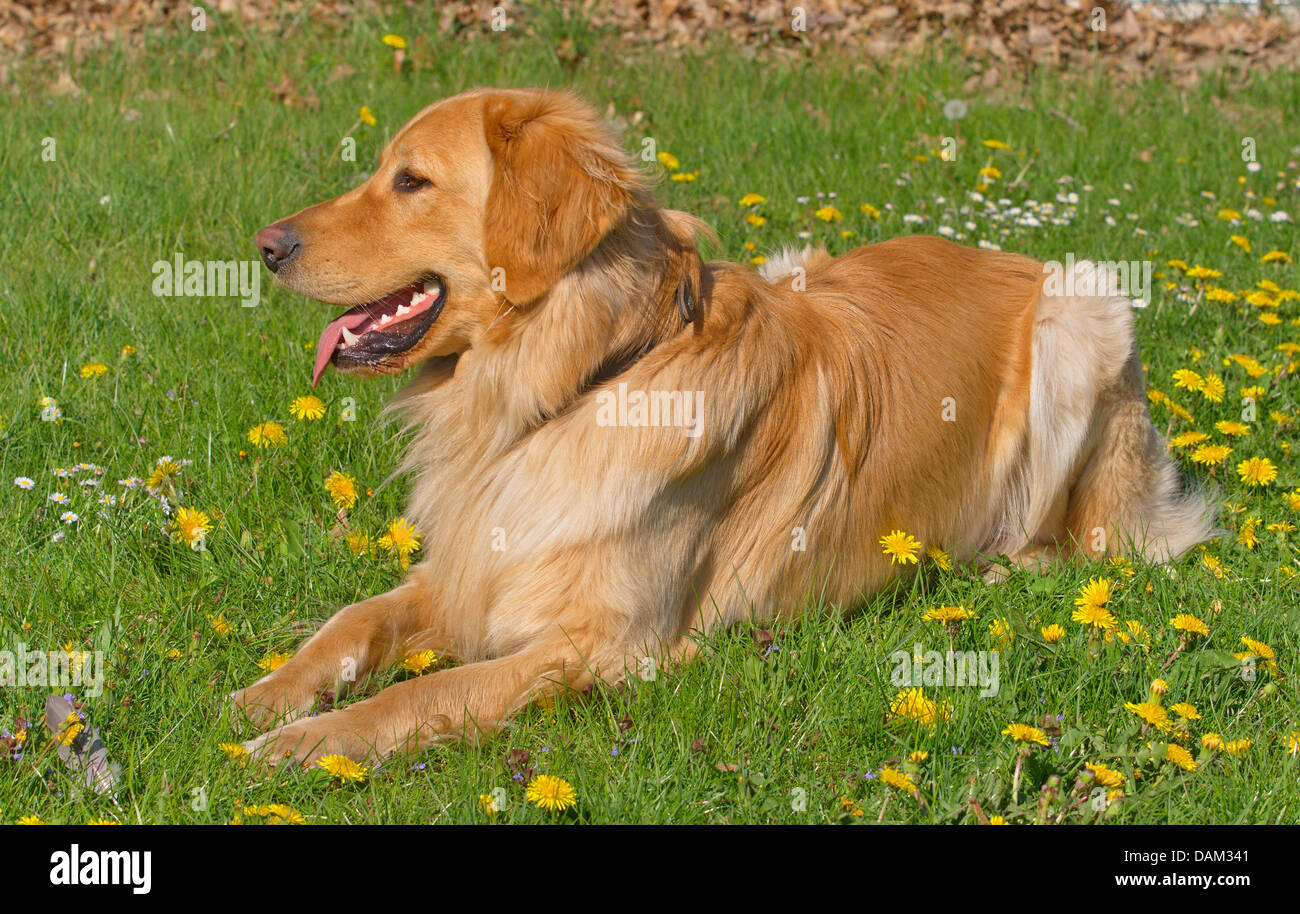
<box><xmin>228</xmin><ymin>676</ymin><xmax>315</xmax><ymax>732</ymax></box>
<box><xmin>243</xmin><ymin>713</ymin><xmax>380</xmax><ymax>768</ymax></box>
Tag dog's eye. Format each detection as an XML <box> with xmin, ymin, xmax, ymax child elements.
<box><xmin>394</xmin><ymin>169</ymin><xmax>430</xmax><ymax>193</ymax></box>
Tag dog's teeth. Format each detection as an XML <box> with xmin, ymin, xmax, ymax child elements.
<box><xmin>422</xmin><ymin>280</ymin><xmax>439</xmax><ymax>296</ymax></box>
<box><xmin>396</xmin><ymin>304</ymin><xmax>411</xmax><ymax>316</ymax></box>
<box><xmin>410</xmin><ymin>291</ymin><xmax>421</xmax><ymax>306</ymax></box>
<box><xmin>340</xmin><ymin>327</ymin><xmax>361</xmax><ymax>347</ymax></box>
<box><xmin>380</xmin><ymin>313</ymin><xmax>393</xmax><ymax>325</ymax></box>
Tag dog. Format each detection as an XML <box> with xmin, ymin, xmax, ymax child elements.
<box><xmin>231</xmin><ymin>87</ymin><xmax>1214</xmax><ymax>764</ymax></box>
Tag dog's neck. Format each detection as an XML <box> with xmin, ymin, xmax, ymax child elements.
<box><xmin>459</xmin><ymin>204</ymin><xmax>703</xmax><ymax>452</ymax></box>
<box><xmin>389</xmin><ymin>203</ymin><xmax>707</xmax><ymax>490</ymax></box>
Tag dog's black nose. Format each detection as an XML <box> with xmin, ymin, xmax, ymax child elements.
<box><xmin>255</xmin><ymin>223</ymin><xmax>300</xmax><ymax>273</ymax></box>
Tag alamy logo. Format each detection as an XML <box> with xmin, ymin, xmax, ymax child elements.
<box><xmin>596</xmin><ymin>382</ymin><xmax>704</xmax><ymax>438</ymax></box>
<box><xmin>0</xmin><ymin>644</ymin><xmax>105</xmax><ymax>697</ymax></box>
<box><xmin>891</xmin><ymin>644</ymin><xmax>1000</xmax><ymax>698</ymax></box>
<box><xmin>50</xmin><ymin>845</ymin><xmax>151</xmax><ymax>894</ymax></box>
<box><xmin>151</xmin><ymin>254</ymin><xmax>262</xmax><ymax>307</ymax></box>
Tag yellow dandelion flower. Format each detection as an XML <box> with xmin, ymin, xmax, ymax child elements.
<box><xmin>247</xmin><ymin>422</ymin><xmax>287</xmax><ymax>448</ymax></box>
<box><xmin>656</xmin><ymin>151</ymin><xmax>679</xmax><ymax>170</ymax></box>
<box><xmin>402</xmin><ymin>649</ymin><xmax>437</xmax><ymax>675</ymax></box>
<box><xmin>257</xmin><ymin>651</ymin><xmax>292</xmax><ymax>673</ymax></box>
<box><xmin>738</xmin><ymin>193</ymin><xmax>766</xmax><ymax>207</ymax></box>
<box><xmin>1041</xmin><ymin>623</ymin><xmax>1066</xmax><ymax>643</ymax></box>
<box><xmin>381</xmin><ymin>33</ymin><xmax>407</xmax><ymax>49</ymax></box>
<box><xmin>169</xmin><ymin>506</ymin><xmax>212</xmax><ymax>548</ymax></box>
<box><xmin>378</xmin><ymin>517</ymin><xmax>422</xmax><ymax>569</ymax></box>
<box><xmin>925</xmin><ymin>546</ymin><xmax>952</xmax><ymax>570</ymax></box>
<box><xmin>1085</xmin><ymin>762</ymin><xmax>1124</xmax><ymax>788</ymax></box>
<box><xmin>219</xmin><ymin>742</ymin><xmax>249</xmax><ymax>760</ymax></box>
<box><xmin>1170</xmin><ymin>702</ymin><xmax>1201</xmax><ymax>720</ymax></box>
<box><xmin>79</xmin><ymin>362</ymin><xmax>108</xmax><ymax>378</ymax></box>
<box><xmin>982</xmin><ymin>139</ymin><xmax>1011</xmax><ymax>150</ymax></box>
<box><xmin>318</xmin><ymin>754</ymin><xmax>368</xmax><ymax>783</ymax></box>
<box><xmin>879</xmin><ymin>530</ymin><xmax>921</xmax><ymax>565</ymax></box>
<box><xmin>1223</xmin><ymin>739</ymin><xmax>1253</xmax><ymax>756</ymax></box>
<box><xmin>1190</xmin><ymin>444</ymin><xmax>1232</xmax><ymax>465</ymax></box>
<box><xmin>1199</xmin><ymin>373</ymin><xmax>1225</xmax><ymax>402</ymax></box>
<box><xmin>359</xmin><ymin>105</ymin><xmax>376</xmax><ymax>126</ymax></box>
<box><xmin>908</xmin><ymin>750</ymin><xmax>929</xmax><ymax>764</ymax></box>
<box><xmin>1125</xmin><ymin>701</ymin><xmax>1172</xmax><ymax>732</ymax></box>
<box><xmin>146</xmin><ymin>458</ymin><xmax>183</xmax><ymax>490</ymax></box>
<box><xmin>290</xmin><ymin>395</ymin><xmax>326</xmax><ymax>421</ymax></box>
<box><xmin>1237</xmin><ymin>456</ymin><xmax>1278</xmax><ymax>486</ymax></box>
<box><xmin>1169</xmin><ymin>431</ymin><xmax>1210</xmax><ymax>449</ymax></box>
<box><xmin>1260</xmin><ymin>250</ymin><xmax>1290</xmax><ymax>265</ymax></box>
<box><xmin>208</xmin><ymin>613</ymin><xmax>231</xmax><ymax>636</ymax></box>
<box><xmin>1165</xmin><ymin>743</ymin><xmax>1197</xmax><ymax>771</ymax></box>
<box><xmin>860</xmin><ymin>203</ymin><xmax>881</xmax><ymax>220</ymax></box>
<box><xmin>345</xmin><ymin>529</ymin><xmax>372</xmax><ymax>557</ymax></box>
<box><xmin>880</xmin><ymin>767</ymin><xmax>917</xmax><ymax>794</ymax></box>
<box><xmin>1202</xmin><ymin>733</ymin><xmax>1224</xmax><ymax>751</ymax></box>
<box><xmin>525</xmin><ymin>774</ymin><xmax>577</xmax><ymax>811</ymax></box>
<box><xmin>1002</xmin><ymin>723</ymin><xmax>1050</xmax><ymax>747</ymax></box>
<box><xmin>988</xmin><ymin>617</ymin><xmax>1015</xmax><ymax>647</ymax></box>
<box><xmin>55</xmin><ymin>711</ymin><xmax>84</xmax><ymax>746</ymax></box>
<box><xmin>1072</xmin><ymin>578</ymin><xmax>1116</xmax><ymax>629</ymax></box>
<box><xmin>1170</xmin><ymin>613</ymin><xmax>1209</xmax><ymax>638</ymax></box>
<box><xmin>923</xmin><ymin>605</ymin><xmax>975</xmax><ymax>624</ymax></box>
<box><xmin>324</xmin><ymin>471</ymin><xmax>358</xmax><ymax>510</ymax></box>
<box><xmin>1215</xmin><ymin>420</ymin><xmax>1251</xmax><ymax>437</ymax></box>
<box><xmin>1229</xmin><ymin>235</ymin><xmax>1251</xmax><ymax>253</ymax></box>
<box><xmin>814</xmin><ymin>206</ymin><xmax>842</xmax><ymax>222</ymax></box>
<box><xmin>889</xmin><ymin>688</ymin><xmax>950</xmax><ymax>728</ymax></box>
<box><xmin>1200</xmin><ymin>550</ymin><xmax>1225</xmax><ymax>579</ymax></box>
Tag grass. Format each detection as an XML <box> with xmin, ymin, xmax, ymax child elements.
<box><xmin>1</xmin><ymin>6</ymin><xmax>1299</xmax><ymax>824</ymax></box>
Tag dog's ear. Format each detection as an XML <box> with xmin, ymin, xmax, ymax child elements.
<box><xmin>482</xmin><ymin>91</ymin><xmax>640</xmax><ymax>307</ymax></box>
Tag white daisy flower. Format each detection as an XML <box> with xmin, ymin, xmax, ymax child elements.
<box><xmin>14</xmin><ymin>477</ymin><xmax>34</xmax><ymax>489</ymax></box>
<box><xmin>60</xmin><ymin>511</ymin><xmax>79</xmax><ymax>525</ymax></box>
<box><xmin>49</xmin><ymin>492</ymin><xmax>69</xmax><ymax>504</ymax></box>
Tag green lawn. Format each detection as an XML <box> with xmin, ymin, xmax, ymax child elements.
<box><xmin>1</xmin><ymin>7</ymin><xmax>1299</xmax><ymax>824</ymax></box>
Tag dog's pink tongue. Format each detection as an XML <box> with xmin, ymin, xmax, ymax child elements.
<box><xmin>312</xmin><ymin>308</ymin><xmax>371</xmax><ymax>386</ymax></box>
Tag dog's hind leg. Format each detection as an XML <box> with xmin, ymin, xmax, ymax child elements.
<box><xmin>1024</xmin><ymin>259</ymin><xmax>1215</xmax><ymax>564</ymax></box>
<box><xmin>229</xmin><ymin>574</ymin><xmax>452</xmax><ymax>730</ymax></box>
<box><xmin>1063</xmin><ymin>353</ymin><xmax>1217</xmax><ymax>562</ymax></box>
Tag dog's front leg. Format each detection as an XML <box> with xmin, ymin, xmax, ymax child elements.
<box><xmin>229</xmin><ymin>575</ymin><xmax>449</xmax><ymax>730</ymax></box>
<box><xmin>243</xmin><ymin>632</ymin><xmax>645</xmax><ymax>765</ymax></box>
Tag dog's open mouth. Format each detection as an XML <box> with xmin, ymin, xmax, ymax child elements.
<box><xmin>311</xmin><ymin>277</ymin><xmax>446</xmax><ymax>385</ymax></box>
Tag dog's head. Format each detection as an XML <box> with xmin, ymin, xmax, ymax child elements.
<box><xmin>255</xmin><ymin>88</ymin><xmax>645</xmax><ymax>385</ymax></box>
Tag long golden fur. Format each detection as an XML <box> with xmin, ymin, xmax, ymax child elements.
<box><xmin>233</xmin><ymin>87</ymin><xmax>1214</xmax><ymax>763</ymax></box>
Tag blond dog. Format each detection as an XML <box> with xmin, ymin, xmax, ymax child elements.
<box><xmin>233</xmin><ymin>88</ymin><xmax>1213</xmax><ymax>763</ymax></box>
